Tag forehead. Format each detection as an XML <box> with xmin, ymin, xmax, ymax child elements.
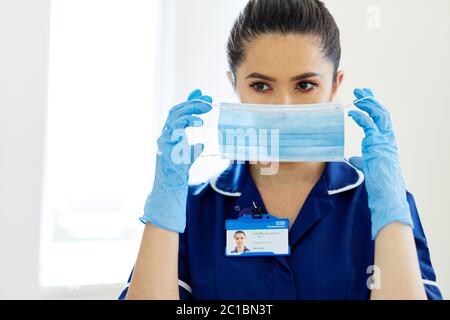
<box><xmin>238</xmin><ymin>34</ymin><xmax>331</xmax><ymax>78</ymax></box>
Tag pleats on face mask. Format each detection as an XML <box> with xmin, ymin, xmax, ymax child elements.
<box><xmin>187</xmin><ymin>96</ymin><xmax>371</xmax><ymax>163</ymax></box>
<box><xmin>217</xmin><ymin>101</ymin><xmax>345</xmax><ymax>163</ymax></box>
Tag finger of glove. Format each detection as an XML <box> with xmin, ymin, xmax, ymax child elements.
<box><xmin>169</xmin><ymin>98</ymin><xmax>211</xmax><ymax>115</ymax></box>
<box><xmin>363</xmin><ymin>87</ymin><xmax>375</xmax><ymax>96</ymax></box>
<box><xmin>170</xmin><ymin>87</ymin><xmax>211</xmax><ymax>114</ymax></box>
<box><xmin>354</xmin><ymin>88</ymin><xmax>389</xmax><ymax>114</ymax></box>
<box><xmin>187</xmin><ymin>89</ymin><xmax>203</xmax><ymax>101</ymax></box>
<box><xmin>168</xmin><ymin>102</ymin><xmax>212</xmax><ymax>121</ymax></box>
<box><xmin>354</xmin><ymin>97</ymin><xmax>392</xmax><ymax>134</ymax></box>
<box><xmin>161</xmin><ymin>116</ymin><xmax>202</xmax><ymax>147</ymax></box>
<box><xmin>353</xmin><ymin>89</ymin><xmax>392</xmax><ymax>134</ymax></box>
<box><xmin>169</xmin><ymin>115</ymin><xmax>204</xmax><ymax>130</ymax></box>
<box><xmin>348</xmin><ymin>110</ymin><xmax>379</xmax><ymax>136</ymax></box>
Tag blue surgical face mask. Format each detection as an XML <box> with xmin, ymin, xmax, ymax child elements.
<box><xmin>189</xmin><ymin>96</ymin><xmax>371</xmax><ymax>163</ymax></box>
<box><xmin>216</xmin><ymin>101</ymin><xmax>345</xmax><ymax>162</ymax></box>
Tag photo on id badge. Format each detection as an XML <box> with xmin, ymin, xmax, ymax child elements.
<box><xmin>225</xmin><ymin>214</ymin><xmax>290</xmax><ymax>257</ymax></box>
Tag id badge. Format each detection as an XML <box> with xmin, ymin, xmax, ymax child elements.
<box><xmin>225</xmin><ymin>208</ymin><xmax>290</xmax><ymax>257</ymax></box>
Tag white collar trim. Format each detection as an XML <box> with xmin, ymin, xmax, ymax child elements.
<box><xmin>327</xmin><ymin>160</ymin><xmax>365</xmax><ymax>195</ymax></box>
<box><xmin>209</xmin><ymin>174</ymin><xmax>242</xmax><ymax>197</ymax></box>
<box><xmin>209</xmin><ymin>160</ymin><xmax>364</xmax><ymax>197</ymax></box>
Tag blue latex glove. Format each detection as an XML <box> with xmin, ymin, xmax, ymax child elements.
<box><xmin>139</xmin><ymin>89</ymin><xmax>213</xmax><ymax>233</ymax></box>
<box><xmin>348</xmin><ymin>88</ymin><xmax>413</xmax><ymax>240</ymax></box>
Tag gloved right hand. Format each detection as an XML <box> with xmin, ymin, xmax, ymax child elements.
<box><xmin>139</xmin><ymin>89</ymin><xmax>213</xmax><ymax>233</ymax></box>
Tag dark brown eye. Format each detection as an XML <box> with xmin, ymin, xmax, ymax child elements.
<box><xmin>298</xmin><ymin>82</ymin><xmax>313</xmax><ymax>90</ymax></box>
<box><xmin>250</xmin><ymin>82</ymin><xmax>270</xmax><ymax>92</ymax></box>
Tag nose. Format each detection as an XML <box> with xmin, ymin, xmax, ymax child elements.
<box><xmin>274</xmin><ymin>88</ymin><xmax>295</xmax><ymax>105</ymax></box>
<box><xmin>282</xmin><ymin>95</ymin><xmax>294</xmax><ymax>105</ymax></box>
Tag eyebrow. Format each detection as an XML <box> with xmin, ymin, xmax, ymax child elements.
<box><xmin>245</xmin><ymin>72</ymin><xmax>321</xmax><ymax>82</ymax></box>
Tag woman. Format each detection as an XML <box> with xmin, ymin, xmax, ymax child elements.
<box><xmin>120</xmin><ymin>0</ymin><xmax>442</xmax><ymax>300</ymax></box>
<box><xmin>230</xmin><ymin>231</ymin><xmax>251</xmax><ymax>254</ymax></box>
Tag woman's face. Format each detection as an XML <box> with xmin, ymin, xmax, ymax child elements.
<box><xmin>228</xmin><ymin>34</ymin><xmax>344</xmax><ymax>105</ymax></box>
<box><xmin>234</xmin><ymin>233</ymin><xmax>245</xmax><ymax>246</ymax></box>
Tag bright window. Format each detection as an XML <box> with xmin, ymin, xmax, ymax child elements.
<box><xmin>41</xmin><ymin>0</ymin><xmax>163</xmax><ymax>286</ymax></box>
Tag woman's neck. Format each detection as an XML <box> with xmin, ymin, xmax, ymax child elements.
<box><xmin>249</xmin><ymin>162</ymin><xmax>326</xmax><ymax>189</ymax></box>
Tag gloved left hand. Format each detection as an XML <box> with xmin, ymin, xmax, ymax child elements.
<box><xmin>348</xmin><ymin>88</ymin><xmax>413</xmax><ymax>240</ymax></box>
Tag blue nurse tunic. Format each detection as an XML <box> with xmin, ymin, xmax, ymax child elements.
<box><xmin>119</xmin><ymin>161</ymin><xmax>442</xmax><ymax>300</ymax></box>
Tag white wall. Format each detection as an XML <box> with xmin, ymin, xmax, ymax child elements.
<box><xmin>0</xmin><ymin>0</ymin><xmax>124</xmax><ymax>299</ymax></box>
<box><xmin>0</xmin><ymin>0</ymin><xmax>449</xmax><ymax>299</ymax></box>
<box><xmin>0</xmin><ymin>0</ymin><xmax>51</xmax><ymax>299</ymax></box>
<box><xmin>327</xmin><ymin>0</ymin><xmax>450</xmax><ymax>298</ymax></box>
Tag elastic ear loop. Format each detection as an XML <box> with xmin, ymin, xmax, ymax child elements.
<box><xmin>342</xmin><ymin>95</ymin><xmax>372</xmax><ymax>110</ymax></box>
<box><xmin>190</xmin><ymin>95</ymin><xmax>373</xmax><ymax>158</ymax></box>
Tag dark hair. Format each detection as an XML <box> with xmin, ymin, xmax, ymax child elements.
<box><xmin>234</xmin><ymin>230</ymin><xmax>246</xmax><ymax>238</ymax></box>
<box><xmin>226</xmin><ymin>0</ymin><xmax>341</xmax><ymax>84</ymax></box>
